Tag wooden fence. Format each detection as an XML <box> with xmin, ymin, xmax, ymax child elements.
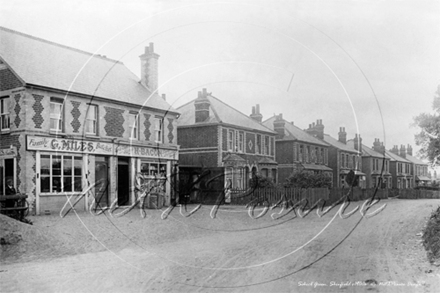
<box><xmin>229</xmin><ymin>187</ymin><xmax>439</xmax><ymax>206</ymax></box>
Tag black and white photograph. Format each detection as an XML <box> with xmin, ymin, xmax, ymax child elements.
<box><xmin>1</xmin><ymin>0</ymin><xmax>439</xmax><ymax>292</ymax></box>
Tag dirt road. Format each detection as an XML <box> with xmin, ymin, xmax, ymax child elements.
<box><xmin>1</xmin><ymin>198</ymin><xmax>439</xmax><ymax>292</ymax></box>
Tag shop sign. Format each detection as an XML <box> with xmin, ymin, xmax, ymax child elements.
<box><xmin>115</xmin><ymin>145</ymin><xmax>177</xmax><ymax>160</ymax></box>
<box><xmin>0</xmin><ymin>147</ymin><xmax>17</xmax><ymax>158</ymax></box>
<box><xmin>27</xmin><ymin>136</ymin><xmax>114</xmax><ymax>155</ymax></box>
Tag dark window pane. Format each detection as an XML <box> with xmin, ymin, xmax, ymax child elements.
<box><xmin>74</xmin><ymin>157</ymin><xmax>82</xmax><ymax>175</ymax></box>
<box><xmin>74</xmin><ymin>177</ymin><xmax>82</xmax><ymax>192</ymax></box>
<box><xmin>41</xmin><ymin>176</ymin><xmax>50</xmax><ymax>193</ymax></box>
<box><xmin>64</xmin><ymin>157</ymin><xmax>72</xmax><ymax>175</ymax></box>
<box><xmin>52</xmin><ymin>176</ymin><xmax>61</xmax><ymax>192</ymax></box>
<box><xmin>63</xmin><ymin>176</ymin><xmax>72</xmax><ymax>192</ymax></box>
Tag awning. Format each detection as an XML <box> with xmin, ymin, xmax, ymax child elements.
<box><xmin>416</xmin><ymin>176</ymin><xmax>431</xmax><ymax>181</ymax></box>
<box><xmin>301</xmin><ymin>164</ymin><xmax>333</xmax><ymax>172</ymax></box>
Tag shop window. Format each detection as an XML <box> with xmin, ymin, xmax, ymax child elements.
<box><xmin>0</xmin><ymin>158</ymin><xmax>15</xmax><ymax>195</ymax></box>
<box><xmin>129</xmin><ymin>113</ymin><xmax>139</xmax><ymax>140</ymax></box>
<box><xmin>50</xmin><ymin>98</ymin><xmax>64</xmax><ymax>132</ymax></box>
<box><xmin>86</xmin><ymin>104</ymin><xmax>98</xmax><ymax>135</ymax></box>
<box><xmin>154</xmin><ymin>117</ymin><xmax>163</xmax><ymax>143</ymax></box>
<box><xmin>0</xmin><ymin>96</ymin><xmax>10</xmax><ymax>131</ymax></box>
<box><xmin>140</xmin><ymin>162</ymin><xmax>167</xmax><ymax>192</ymax></box>
<box><xmin>40</xmin><ymin>155</ymin><xmax>82</xmax><ymax>193</ymax></box>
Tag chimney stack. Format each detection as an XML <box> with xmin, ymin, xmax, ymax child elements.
<box><xmin>315</xmin><ymin>119</ymin><xmax>324</xmax><ymax>139</ymax></box>
<box><xmin>353</xmin><ymin>133</ymin><xmax>362</xmax><ymax>153</ymax></box>
<box><xmin>372</xmin><ymin>138</ymin><xmax>385</xmax><ymax>154</ymax></box>
<box><xmin>139</xmin><ymin>43</ymin><xmax>160</xmax><ymax>92</ymax></box>
<box><xmin>390</xmin><ymin>145</ymin><xmax>399</xmax><ymax>155</ymax></box>
<box><xmin>399</xmin><ymin>144</ymin><xmax>406</xmax><ymax>158</ymax></box>
<box><xmin>194</xmin><ymin>88</ymin><xmax>210</xmax><ymax>123</ymax></box>
<box><xmin>407</xmin><ymin>144</ymin><xmax>413</xmax><ymax>156</ymax></box>
<box><xmin>273</xmin><ymin>113</ymin><xmax>285</xmax><ymax>139</ymax></box>
<box><xmin>338</xmin><ymin>127</ymin><xmax>347</xmax><ymax>144</ymax></box>
<box><xmin>250</xmin><ymin>104</ymin><xmax>263</xmax><ymax>123</ymax></box>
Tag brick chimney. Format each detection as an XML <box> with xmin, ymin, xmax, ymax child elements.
<box><xmin>338</xmin><ymin>127</ymin><xmax>347</xmax><ymax>144</ymax></box>
<box><xmin>399</xmin><ymin>144</ymin><xmax>406</xmax><ymax>158</ymax></box>
<box><xmin>390</xmin><ymin>145</ymin><xmax>399</xmax><ymax>155</ymax></box>
<box><xmin>139</xmin><ymin>43</ymin><xmax>160</xmax><ymax>92</ymax></box>
<box><xmin>315</xmin><ymin>119</ymin><xmax>324</xmax><ymax>139</ymax></box>
<box><xmin>353</xmin><ymin>133</ymin><xmax>362</xmax><ymax>153</ymax></box>
<box><xmin>250</xmin><ymin>104</ymin><xmax>263</xmax><ymax>123</ymax></box>
<box><xmin>372</xmin><ymin>138</ymin><xmax>385</xmax><ymax>154</ymax></box>
<box><xmin>273</xmin><ymin>114</ymin><xmax>285</xmax><ymax>139</ymax></box>
<box><xmin>407</xmin><ymin>144</ymin><xmax>413</xmax><ymax>156</ymax></box>
<box><xmin>194</xmin><ymin>88</ymin><xmax>210</xmax><ymax>123</ymax></box>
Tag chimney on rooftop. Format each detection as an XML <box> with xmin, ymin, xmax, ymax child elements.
<box><xmin>315</xmin><ymin>119</ymin><xmax>324</xmax><ymax>139</ymax></box>
<box><xmin>390</xmin><ymin>145</ymin><xmax>399</xmax><ymax>155</ymax></box>
<box><xmin>407</xmin><ymin>144</ymin><xmax>413</xmax><ymax>156</ymax></box>
<box><xmin>194</xmin><ymin>88</ymin><xmax>210</xmax><ymax>123</ymax></box>
<box><xmin>399</xmin><ymin>144</ymin><xmax>406</xmax><ymax>158</ymax></box>
<box><xmin>250</xmin><ymin>104</ymin><xmax>263</xmax><ymax>123</ymax></box>
<box><xmin>273</xmin><ymin>113</ymin><xmax>285</xmax><ymax>139</ymax></box>
<box><xmin>353</xmin><ymin>134</ymin><xmax>362</xmax><ymax>153</ymax></box>
<box><xmin>338</xmin><ymin>127</ymin><xmax>347</xmax><ymax>144</ymax></box>
<box><xmin>139</xmin><ymin>43</ymin><xmax>160</xmax><ymax>92</ymax></box>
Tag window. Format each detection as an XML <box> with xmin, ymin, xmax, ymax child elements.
<box><xmin>299</xmin><ymin>145</ymin><xmax>304</xmax><ymax>162</ymax></box>
<box><xmin>139</xmin><ymin>162</ymin><xmax>167</xmax><ymax>192</ymax></box>
<box><xmin>0</xmin><ymin>158</ymin><xmax>14</xmax><ymax>195</ymax></box>
<box><xmin>306</xmin><ymin>146</ymin><xmax>310</xmax><ymax>163</ymax></box>
<box><xmin>40</xmin><ymin>155</ymin><xmax>82</xmax><ymax>193</ymax></box>
<box><xmin>50</xmin><ymin>98</ymin><xmax>63</xmax><ymax>131</ymax></box>
<box><xmin>154</xmin><ymin>117</ymin><xmax>163</xmax><ymax>143</ymax></box>
<box><xmin>341</xmin><ymin>153</ymin><xmax>345</xmax><ymax>168</ymax></box>
<box><xmin>256</xmin><ymin>134</ymin><xmax>261</xmax><ymax>154</ymax></box>
<box><xmin>238</xmin><ymin>132</ymin><xmax>244</xmax><ymax>152</ymax></box>
<box><xmin>228</xmin><ymin>130</ymin><xmax>234</xmax><ymax>151</ymax></box>
<box><xmin>129</xmin><ymin>113</ymin><xmax>139</xmax><ymax>140</ymax></box>
<box><xmin>85</xmin><ymin>105</ymin><xmax>98</xmax><ymax>135</ymax></box>
<box><xmin>0</xmin><ymin>96</ymin><xmax>10</xmax><ymax>131</ymax></box>
<box><xmin>264</xmin><ymin>136</ymin><xmax>270</xmax><ymax>155</ymax></box>
<box><xmin>235</xmin><ymin>131</ymin><xmax>239</xmax><ymax>152</ymax></box>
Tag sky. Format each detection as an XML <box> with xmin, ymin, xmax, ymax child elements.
<box><xmin>1</xmin><ymin>0</ymin><xmax>439</xmax><ymax>164</ymax></box>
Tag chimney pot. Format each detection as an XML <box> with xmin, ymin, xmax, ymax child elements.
<box><xmin>256</xmin><ymin>104</ymin><xmax>260</xmax><ymax>114</ymax></box>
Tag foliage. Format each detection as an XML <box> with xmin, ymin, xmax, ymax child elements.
<box><xmin>423</xmin><ymin>205</ymin><xmax>440</xmax><ymax>265</ymax></box>
<box><xmin>249</xmin><ymin>174</ymin><xmax>276</xmax><ymax>188</ymax></box>
<box><xmin>412</xmin><ymin>85</ymin><xmax>440</xmax><ymax>166</ymax></box>
<box><xmin>284</xmin><ymin>171</ymin><xmax>332</xmax><ymax>189</ymax></box>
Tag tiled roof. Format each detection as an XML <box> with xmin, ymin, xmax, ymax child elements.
<box><xmin>323</xmin><ymin>134</ymin><xmax>358</xmax><ymax>153</ymax></box>
<box><xmin>262</xmin><ymin>116</ymin><xmax>328</xmax><ymax>147</ymax></box>
<box><xmin>0</xmin><ymin>26</ymin><xmax>175</xmax><ymax>113</ymax></box>
<box><xmin>176</xmin><ymin>95</ymin><xmax>275</xmax><ymax>134</ymax></box>
<box><xmin>384</xmin><ymin>150</ymin><xmax>410</xmax><ymax>163</ymax></box>
<box><xmin>345</xmin><ymin>141</ymin><xmax>389</xmax><ymax>159</ymax></box>
<box><xmin>405</xmin><ymin>154</ymin><xmax>428</xmax><ymax>165</ymax></box>
<box><xmin>301</xmin><ymin>163</ymin><xmax>333</xmax><ymax>171</ymax></box>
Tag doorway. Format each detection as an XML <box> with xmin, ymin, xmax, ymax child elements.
<box><xmin>117</xmin><ymin>157</ymin><xmax>130</xmax><ymax>206</ymax></box>
<box><xmin>94</xmin><ymin>156</ymin><xmax>108</xmax><ymax>208</ymax></box>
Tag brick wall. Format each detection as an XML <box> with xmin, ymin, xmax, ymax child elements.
<box><xmin>179</xmin><ymin>152</ymin><xmax>218</xmax><ymax>167</ymax></box>
<box><xmin>245</xmin><ymin>132</ymin><xmax>256</xmax><ymax>154</ymax></box>
<box><xmin>178</xmin><ymin>125</ymin><xmax>218</xmax><ymax>149</ymax></box>
<box><xmin>275</xmin><ymin>140</ymin><xmax>294</xmax><ymax>164</ymax></box>
<box><xmin>0</xmin><ymin>68</ymin><xmax>22</xmax><ymax>91</ymax></box>
<box><xmin>104</xmin><ymin>106</ymin><xmax>125</xmax><ymax>137</ymax></box>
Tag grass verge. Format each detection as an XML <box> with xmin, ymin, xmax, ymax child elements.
<box><xmin>423</xmin><ymin>205</ymin><xmax>440</xmax><ymax>265</ymax></box>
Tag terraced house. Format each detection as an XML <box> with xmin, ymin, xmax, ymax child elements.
<box><xmin>177</xmin><ymin>92</ymin><xmax>277</xmax><ymax>198</ymax></box>
<box><xmin>262</xmin><ymin>116</ymin><xmax>332</xmax><ymax>185</ymax></box>
<box><xmin>386</xmin><ymin>145</ymin><xmax>412</xmax><ymax>189</ymax></box>
<box><xmin>396</xmin><ymin>145</ymin><xmax>431</xmax><ymax>187</ymax></box>
<box><xmin>0</xmin><ymin>27</ymin><xmax>179</xmax><ymax>215</ymax></box>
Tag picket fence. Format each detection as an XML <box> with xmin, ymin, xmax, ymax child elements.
<box><xmin>229</xmin><ymin>187</ymin><xmax>439</xmax><ymax>207</ymax></box>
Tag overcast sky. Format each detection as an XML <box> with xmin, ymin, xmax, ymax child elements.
<box><xmin>1</xmin><ymin>0</ymin><xmax>439</xmax><ymax>159</ymax></box>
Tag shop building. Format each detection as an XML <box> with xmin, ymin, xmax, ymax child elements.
<box><xmin>262</xmin><ymin>116</ymin><xmax>332</xmax><ymax>185</ymax></box>
<box><xmin>0</xmin><ymin>27</ymin><xmax>179</xmax><ymax>215</ymax></box>
<box><xmin>176</xmin><ymin>90</ymin><xmax>277</xmax><ymax>199</ymax></box>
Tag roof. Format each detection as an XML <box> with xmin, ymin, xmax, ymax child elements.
<box><xmin>323</xmin><ymin>134</ymin><xmax>358</xmax><ymax>153</ymax></box>
<box><xmin>301</xmin><ymin>163</ymin><xmax>333</xmax><ymax>172</ymax></box>
<box><xmin>176</xmin><ymin>95</ymin><xmax>275</xmax><ymax>134</ymax></box>
<box><xmin>0</xmin><ymin>26</ymin><xmax>175</xmax><ymax>113</ymax></box>
<box><xmin>416</xmin><ymin>175</ymin><xmax>431</xmax><ymax>181</ymax></box>
<box><xmin>384</xmin><ymin>150</ymin><xmax>411</xmax><ymax>163</ymax></box>
<box><xmin>262</xmin><ymin>116</ymin><xmax>328</xmax><ymax>147</ymax></box>
<box><xmin>405</xmin><ymin>154</ymin><xmax>428</xmax><ymax>165</ymax></box>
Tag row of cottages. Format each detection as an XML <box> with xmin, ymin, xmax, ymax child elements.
<box><xmin>0</xmin><ymin>27</ymin><xmax>179</xmax><ymax>215</ymax></box>
<box><xmin>176</xmin><ymin>92</ymin><xmax>278</xmax><ymax>201</ymax></box>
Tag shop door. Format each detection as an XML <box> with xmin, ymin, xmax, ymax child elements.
<box><xmin>117</xmin><ymin>158</ymin><xmax>130</xmax><ymax>206</ymax></box>
<box><xmin>94</xmin><ymin>156</ymin><xmax>108</xmax><ymax>208</ymax></box>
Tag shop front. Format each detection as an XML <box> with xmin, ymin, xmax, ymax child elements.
<box><xmin>26</xmin><ymin>135</ymin><xmax>178</xmax><ymax>215</ymax></box>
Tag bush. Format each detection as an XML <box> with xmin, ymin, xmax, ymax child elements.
<box><xmin>284</xmin><ymin>172</ymin><xmax>332</xmax><ymax>189</ymax></box>
<box><xmin>249</xmin><ymin>174</ymin><xmax>276</xmax><ymax>188</ymax></box>
<box><xmin>423</xmin><ymin>205</ymin><xmax>440</xmax><ymax>265</ymax></box>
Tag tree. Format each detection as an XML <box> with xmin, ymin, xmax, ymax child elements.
<box><xmin>412</xmin><ymin>85</ymin><xmax>440</xmax><ymax>167</ymax></box>
<box><xmin>249</xmin><ymin>174</ymin><xmax>275</xmax><ymax>188</ymax></box>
